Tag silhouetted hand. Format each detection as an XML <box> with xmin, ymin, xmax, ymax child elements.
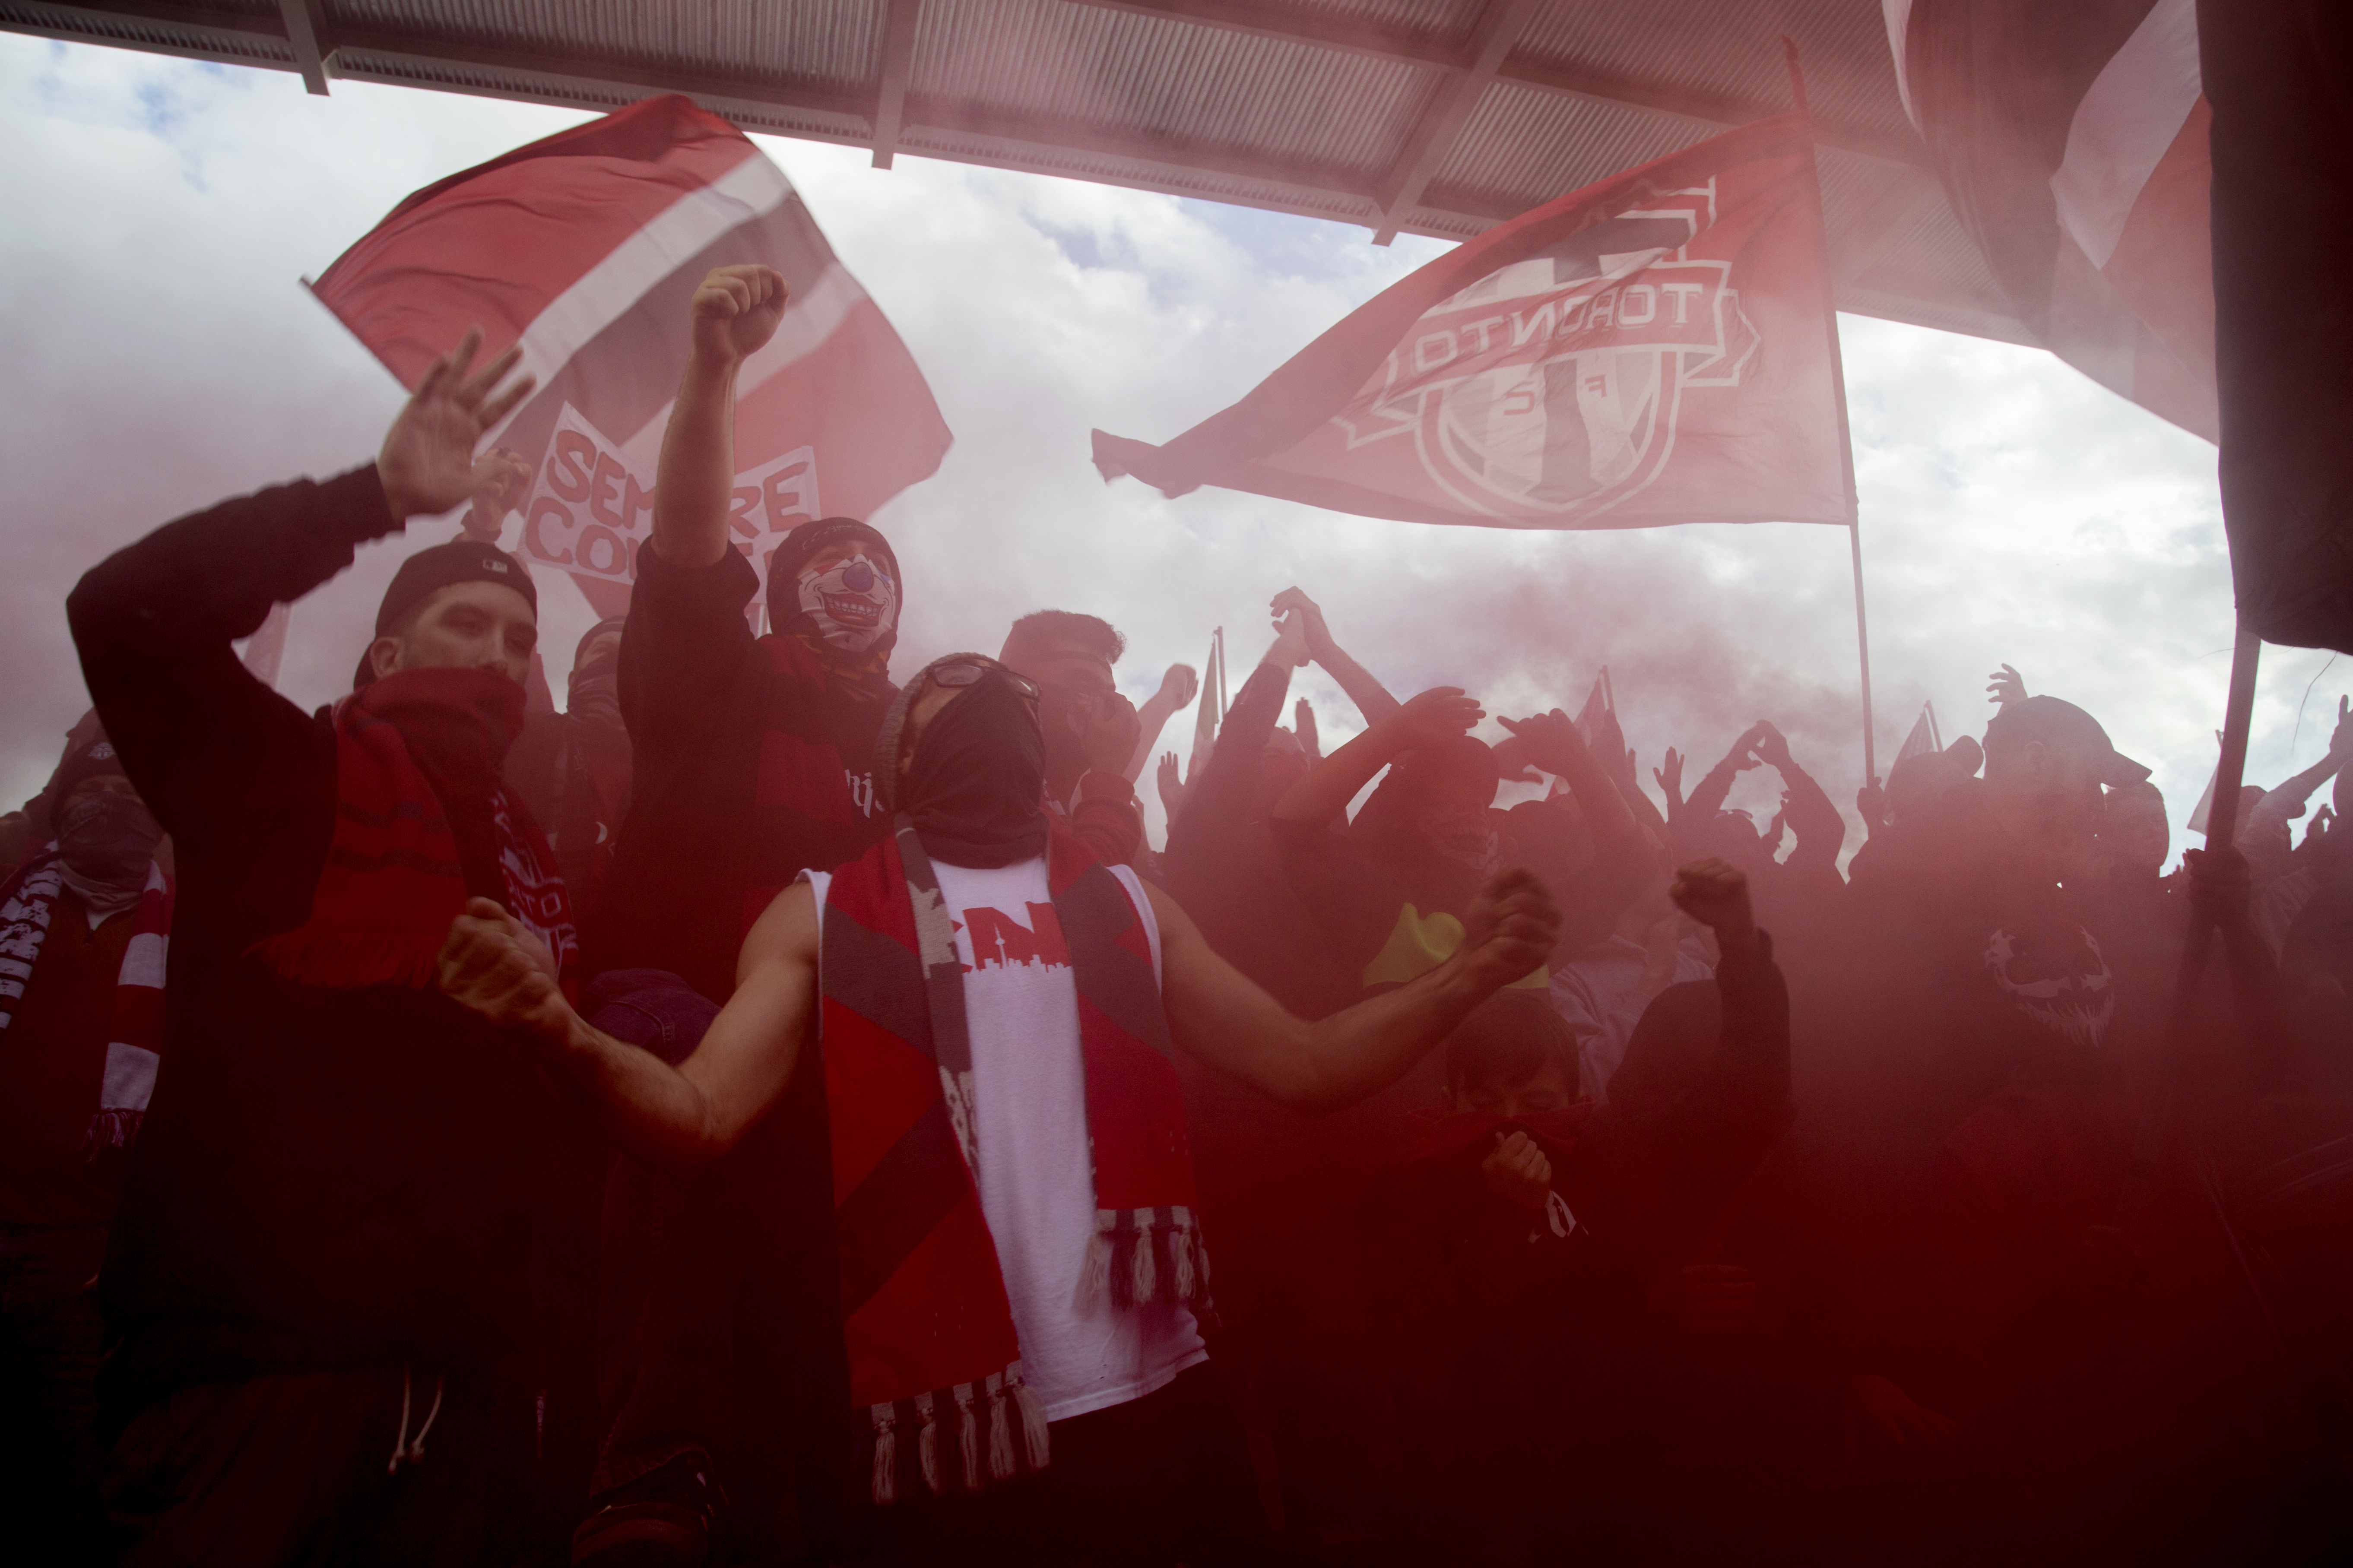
<box><xmin>1654</xmin><ymin>747</ymin><xmax>1685</xmax><ymax>808</ymax></box>
<box><xmin>1481</xmin><ymin>1130</ymin><xmax>1553</xmax><ymax>1214</ymax></box>
<box><xmin>1269</xmin><ymin>586</ymin><xmax>1338</xmax><ymax>662</ymax></box>
<box><xmin>1668</xmin><ymin>858</ymin><xmax>1756</xmax><ymax>950</ymax></box>
<box><xmin>1156</xmin><ymin>751</ymin><xmax>1185</xmax><ymax>823</ymax></box>
<box><xmin>457</xmin><ymin>447</ymin><xmax>533</xmax><ymax>542</ymax></box>
<box><xmin>1153</xmin><ymin>663</ymin><xmax>1199</xmax><ymax>710</ymax></box>
<box><xmin>378</xmin><ymin>327</ymin><xmax>536</xmax><ymax>523</ymax></box>
<box><xmin>1843</xmin><ymin>1374</ymin><xmax>1960</xmax><ymax>1467</ymax></box>
<box><xmin>1648</xmin><ymin>1263</ymin><xmax>1760</xmax><ymax>1336</ymax></box>
<box><xmin>1453</xmin><ymin>868</ymin><xmax>1560</xmax><ymax>989</ymax></box>
<box><xmin>2328</xmin><ymin>695</ymin><xmax>2353</xmax><ymax>760</ymax></box>
<box><xmin>1489</xmin><ymin>733</ymin><xmax>1544</xmax><ymax>785</ymax></box>
<box><xmin>1987</xmin><ymin>662</ymin><xmax>2027</xmax><ymax>707</ymax></box>
<box><xmin>1395</xmin><ymin>687</ymin><xmax>1485</xmax><ymax>748</ymax></box>
<box><xmin>1080</xmin><ymin>691</ymin><xmax>1142</xmax><ymax>775</ymax></box>
<box><xmin>1494</xmin><ymin>708</ymin><xmax>1583</xmax><ymax>775</ymax></box>
<box><xmin>2184</xmin><ymin>843</ymin><xmax>2253</xmax><ymax>931</ymax></box>
<box><xmin>1265</xmin><ymin>609</ymin><xmax>1312</xmax><ymax>670</ymax></box>
<box><xmin>436</xmin><ymin>896</ymin><xmax>568</xmax><ymax>1048</ymax></box>
<box><xmin>689</xmin><ymin>263</ymin><xmax>789</xmax><ymax>365</ymax></box>
<box><xmin>1752</xmin><ymin>720</ymin><xmax>1794</xmax><ymax>770</ymax></box>
<box><xmin>1857</xmin><ymin>775</ymin><xmax>1887</xmax><ymax>828</ymax></box>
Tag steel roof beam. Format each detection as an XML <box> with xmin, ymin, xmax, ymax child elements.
<box><xmin>276</xmin><ymin>0</ymin><xmax>330</xmax><ymax>94</ymax></box>
<box><xmin>1370</xmin><ymin>0</ymin><xmax>1541</xmax><ymax>245</ymax></box>
<box><xmin>870</xmin><ymin>0</ymin><xmax>922</xmax><ymax>169</ymax></box>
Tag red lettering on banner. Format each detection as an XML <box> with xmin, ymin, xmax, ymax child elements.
<box><xmin>588</xmin><ymin>453</ymin><xmax>628</xmax><ymax>527</ymax></box>
<box><xmin>577</xmin><ymin>523</ymin><xmax>627</xmax><ymax>575</ymax></box>
<box><xmin>729</xmin><ymin>486</ymin><xmax>763</xmax><ymax>538</ymax></box>
<box><xmin>525</xmin><ymin>498</ymin><xmax>575</xmax><ymax>565</ymax></box>
<box><xmin>762</xmin><ymin>461</ymin><xmax>815</xmax><ymax>532</ymax></box>
<box><xmin>549</xmin><ymin>431</ymin><xmax>595</xmax><ymax>501</ymax></box>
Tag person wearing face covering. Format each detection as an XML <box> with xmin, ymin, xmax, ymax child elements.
<box><xmin>63</xmin><ymin>334</ymin><xmax>578</xmax><ymax>1564</ymax></box>
<box><xmin>555</xmin><ymin>266</ymin><xmax>911</xmax><ymax>1563</ymax></box>
<box><xmin>0</xmin><ymin>727</ymin><xmax>171</xmax><ymax>1558</ymax></box>
<box><xmin>586</xmin><ymin>264</ymin><xmax>906</xmax><ymax>1005</ymax></box>
<box><xmin>438</xmin><ymin>652</ymin><xmax>1566</xmax><ymax>1565</ymax></box>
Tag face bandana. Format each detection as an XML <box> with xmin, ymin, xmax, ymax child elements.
<box><xmin>1984</xmin><ymin>917</ymin><xmax>2115</xmax><ymax>1049</ymax></box>
<box><xmin>57</xmin><ymin>791</ymin><xmax>164</xmax><ymax>919</ymax></box>
<box><xmin>799</xmin><ymin>552</ymin><xmax>901</xmax><ymax>654</ymax></box>
<box><xmin>901</xmin><ymin>674</ymin><xmax>1049</xmax><ymax>868</ymax></box>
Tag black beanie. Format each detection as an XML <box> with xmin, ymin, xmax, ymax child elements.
<box><xmin>354</xmin><ymin>541</ymin><xmax>537</xmax><ymax>688</ymax></box>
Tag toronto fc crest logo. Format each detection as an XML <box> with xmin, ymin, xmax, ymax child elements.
<box><xmin>1335</xmin><ymin>181</ymin><xmax>1761</xmax><ymax>522</ymax></box>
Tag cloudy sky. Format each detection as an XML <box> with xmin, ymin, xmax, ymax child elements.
<box><xmin>2</xmin><ymin>35</ymin><xmax>2324</xmax><ymax>863</ymax></box>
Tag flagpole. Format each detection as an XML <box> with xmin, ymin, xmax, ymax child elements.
<box><xmin>1787</xmin><ymin>37</ymin><xmax>1875</xmax><ymax>787</ymax></box>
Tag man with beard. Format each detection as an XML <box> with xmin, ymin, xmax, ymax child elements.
<box><xmin>64</xmin><ymin>333</ymin><xmax>571</xmax><ymax>1564</ymax></box>
<box><xmin>436</xmin><ymin>652</ymin><xmax>1562</xmax><ymax>1565</ymax></box>
<box><xmin>0</xmin><ymin>729</ymin><xmax>172</xmax><ymax>1558</ymax></box>
<box><xmin>588</xmin><ymin>263</ymin><xmax>906</xmax><ymax>1002</ymax></box>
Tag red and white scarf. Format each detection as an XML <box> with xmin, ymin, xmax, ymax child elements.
<box><xmin>818</xmin><ymin>820</ymin><xmax>1211</xmax><ymax>1503</ymax></box>
<box><xmin>0</xmin><ymin>848</ymin><xmax>172</xmax><ymax>1156</ymax></box>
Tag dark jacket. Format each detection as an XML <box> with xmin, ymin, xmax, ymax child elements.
<box><xmin>589</xmin><ymin>545</ymin><xmax>891</xmax><ymax>1002</ymax></box>
<box><xmin>67</xmin><ymin>466</ymin><xmax>563</xmax><ymax>1411</ymax></box>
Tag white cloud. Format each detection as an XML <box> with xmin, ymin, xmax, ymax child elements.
<box><xmin>0</xmin><ymin>35</ymin><xmax>2318</xmax><ymax>871</ymax></box>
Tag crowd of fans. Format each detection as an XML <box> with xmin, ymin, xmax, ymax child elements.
<box><xmin>3</xmin><ymin>263</ymin><xmax>2349</xmax><ymax>1567</ymax></box>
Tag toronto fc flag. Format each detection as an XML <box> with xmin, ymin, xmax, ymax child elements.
<box><xmin>1091</xmin><ymin>112</ymin><xmax>1853</xmax><ymax>531</ymax></box>
<box><xmin>311</xmin><ymin>95</ymin><xmax>950</xmax><ymax>618</ymax></box>
<box><xmin>1884</xmin><ymin>0</ymin><xmax>2216</xmax><ymax>442</ymax></box>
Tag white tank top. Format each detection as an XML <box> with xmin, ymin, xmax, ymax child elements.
<box><xmin>805</xmin><ymin>855</ymin><xmax>1208</xmax><ymax>1421</ymax></box>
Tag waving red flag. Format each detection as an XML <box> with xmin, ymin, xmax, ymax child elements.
<box><xmin>1093</xmin><ymin>113</ymin><xmax>1852</xmax><ymax>531</ymax></box>
<box><xmin>312</xmin><ymin>95</ymin><xmax>949</xmax><ymax>616</ymax></box>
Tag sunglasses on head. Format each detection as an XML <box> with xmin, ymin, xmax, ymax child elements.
<box><xmin>929</xmin><ymin>659</ymin><xmax>1042</xmax><ymax>703</ymax></box>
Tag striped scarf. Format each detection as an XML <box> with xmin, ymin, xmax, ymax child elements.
<box><xmin>818</xmin><ymin>819</ymin><xmax>1211</xmax><ymax>1504</ymax></box>
<box><xmin>0</xmin><ymin>848</ymin><xmax>172</xmax><ymax>1157</ymax></box>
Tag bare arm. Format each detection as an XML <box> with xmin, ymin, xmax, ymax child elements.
<box><xmin>1272</xmin><ymin>586</ymin><xmax>1402</xmax><ymax>724</ymax></box>
<box><xmin>435</xmin><ymin>885</ymin><xmax>815</xmax><ymax>1165</ymax></box>
<box><xmin>651</xmin><ymin>265</ymin><xmax>788</xmax><ymax>569</ymax></box>
<box><xmin>1271</xmin><ymin>686</ymin><xmax>1483</xmax><ymax>827</ymax></box>
<box><xmin>1148</xmin><ymin>867</ymin><xmax>1559</xmax><ymax>1111</ymax></box>
<box><xmin>1754</xmin><ymin>722</ymin><xmax>1847</xmax><ymax>874</ymax></box>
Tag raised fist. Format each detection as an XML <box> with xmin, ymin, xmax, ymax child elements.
<box><xmin>435</xmin><ymin>896</ymin><xmax>571</xmax><ymax>1050</ymax></box>
<box><xmin>1455</xmin><ymin>867</ymin><xmax>1560</xmax><ymax>987</ymax></box>
<box><xmin>1481</xmin><ymin>1129</ymin><xmax>1553</xmax><ymax>1213</ymax></box>
<box><xmin>690</xmin><ymin>264</ymin><xmax>790</xmax><ymax>365</ymax></box>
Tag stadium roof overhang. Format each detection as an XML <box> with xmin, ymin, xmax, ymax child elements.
<box><xmin>2</xmin><ymin>0</ymin><xmax>2034</xmax><ymax>347</ymax></box>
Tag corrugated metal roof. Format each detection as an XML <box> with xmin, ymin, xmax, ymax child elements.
<box><xmin>2</xmin><ymin>0</ymin><xmax>2020</xmax><ymax>345</ymax></box>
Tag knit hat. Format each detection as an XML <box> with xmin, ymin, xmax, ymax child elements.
<box><xmin>353</xmin><ymin>541</ymin><xmax>537</xmax><ymax>688</ymax></box>
<box><xmin>766</xmin><ymin>517</ymin><xmax>900</xmax><ymax>608</ymax></box>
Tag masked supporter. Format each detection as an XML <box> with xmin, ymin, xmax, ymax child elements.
<box><xmin>504</xmin><ymin>618</ymin><xmax>634</xmax><ymax>922</ymax></box>
<box><xmin>1361</xmin><ymin>858</ymin><xmax>1789</xmax><ymax>1565</ymax></box>
<box><xmin>999</xmin><ymin>611</ymin><xmax>1148</xmax><ymax>866</ymax></box>
<box><xmin>435</xmin><ymin>651</ymin><xmax>1562</xmax><ymax>1565</ymax></box>
<box><xmin>0</xmin><ymin>727</ymin><xmax>171</xmax><ymax>1557</ymax></box>
<box><xmin>61</xmin><ymin>334</ymin><xmax>576</xmax><ymax>1563</ymax></box>
<box><xmin>588</xmin><ymin>263</ymin><xmax>903</xmax><ymax>1001</ymax></box>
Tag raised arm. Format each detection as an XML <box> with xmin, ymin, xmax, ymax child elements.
<box><xmin>1272</xmin><ymin>686</ymin><xmax>1483</xmax><ymax>828</ymax></box>
<box><xmin>652</xmin><ymin>264</ymin><xmax>789</xmax><ymax>569</ymax></box>
<box><xmin>1123</xmin><ymin>664</ymin><xmax>1200</xmax><ymax>782</ymax></box>
<box><xmin>435</xmin><ymin>882</ymin><xmax>816</xmax><ymax>1165</ymax></box>
<box><xmin>1150</xmin><ymin>866</ymin><xmax>1559</xmax><ymax>1110</ymax></box>
<box><xmin>1173</xmin><ymin>614</ymin><xmax>1307</xmax><ymax>844</ymax></box>
<box><xmin>1271</xmin><ymin>586</ymin><xmax>1402</xmax><ymax>724</ymax></box>
<box><xmin>2251</xmin><ymin>697</ymin><xmax>2353</xmax><ymax>830</ymax></box>
<box><xmin>1681</xmin><ymin>724</ymin><xmax>1767</xmax><ymax>829</ymax></box>
<box><xmin>1495</xmin><ymin>707</ymin><xmax>1638</xmax><ymax>851</ymax></box>
<box><xmin>1752</xmin><ymin>722</ymin><xmax>1847</xmax><ymax>874</ymax></box>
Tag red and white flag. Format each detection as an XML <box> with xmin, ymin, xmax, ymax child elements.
<box><xmin>312</xmin><ymin>95</ymin><xmax>950</xmax><ymax>617</ymax></box>
<box><xmin>1092</xmin><ymin>113</ymin><xmax>1853</xmax><ymax>531</ymax></box>
<box><xmin>1884</xmin><ymin>0</ymin><xmax>2215</xmax><ymax>441</ymax></box>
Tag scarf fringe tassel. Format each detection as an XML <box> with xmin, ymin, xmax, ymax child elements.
<box><xmin>1075</xmin><ymin>1207</ymin><xmax>1214</xmax><ymax>1312</ymax></box>
<box><xmin>82</xmin><ymin>1107</ymin><xmax>143</xmax><ymax>1157</ymax></box>
<box><xmin>861</xmin><ymin>1366</ymin><xmax>1050</xmax><ymax>1505</ymax></box>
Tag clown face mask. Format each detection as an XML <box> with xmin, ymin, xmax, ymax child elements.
<box><xmin>797</xmin><ymin>552</ymin><xmax>900</xmax><ymax>653</ymax></box>
<box><xmin>1984</xmin><ymin>917</ymin><xmax>2115</xmax><ymax>1049</ymax></box>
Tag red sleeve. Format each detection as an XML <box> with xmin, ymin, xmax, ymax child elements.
<box><xmin>1062</xmin><ymin>770</ymin><xmax>1144</xmax><ymax>868</ymax></box>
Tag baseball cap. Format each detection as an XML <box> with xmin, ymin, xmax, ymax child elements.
<box><xmin>353</xmin><ymin>541</ymin><xmax>537</xmax><ymax>688</ymax></box>
<box><xmin>1984</xmin><ymin>696</ymin><xmax>2150</xmax><ymax>787</ymax></box>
